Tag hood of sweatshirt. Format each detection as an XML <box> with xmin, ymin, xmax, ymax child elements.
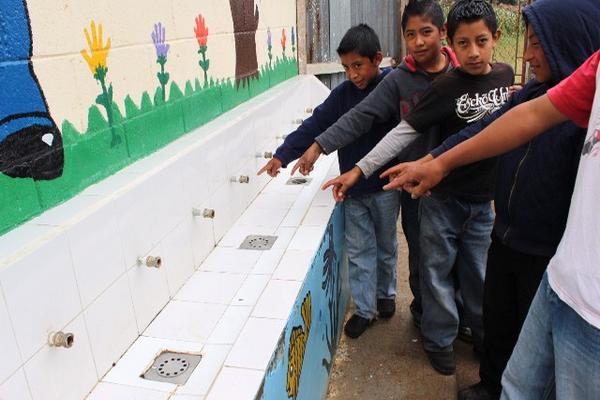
<box><xmin>402</xmin><ymin>46</ymin><xmax>460</xmax><ymax>73</ymax></box>
<box><xmin>523</xmin><ymin>0</ymin><xmax>600</xmax><ymax>85</ymax></box>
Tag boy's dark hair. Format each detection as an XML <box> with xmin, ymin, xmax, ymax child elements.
<box><xmin>401</xmin><ymin>0</ymin><xmax>445</xmax><ymax>32</ymax></box>
<box><xmin>336</xmin><ymin>24</ymin><xmax>381</xmax><ymax>61</ymax></box>
<box><xmin>446</xmin><ymin>0</ymin><xmax>497</xmax><ymax>40</ymax></box>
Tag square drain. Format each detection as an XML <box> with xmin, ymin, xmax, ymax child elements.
<box><xmin>286</xmin><ymin>177</ymin><xmax>312</xmax><ymax>186</ymax></box>
<box><xmin>141</xmin><ymin>351</ymin><xmax>202</xmax><ymax>385</ymax></box>
<box><xmin>239</xmin><ymin>235</ymin><xmax>278</xmax><ymax>250</ymax></box>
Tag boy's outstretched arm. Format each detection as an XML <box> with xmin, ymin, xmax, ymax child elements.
<box><xmin>292</xmin><ymin>74</ymin><xmax>402</xmax><ymax>175</ymax></box>
<box><xmin>257</xmin><ymin>89</ymin><xmax>342</xmax><ymax>177</ymax></box>
<box><xmin>390</xmin><ymin>95</ymin><xmax>569</xmax><ymax>197</ymax></box>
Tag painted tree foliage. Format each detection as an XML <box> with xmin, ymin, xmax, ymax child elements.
<box><xmin>229</xmin><ymin>0</ymin><xmax>260</xmax><ymax>88</ymax></box>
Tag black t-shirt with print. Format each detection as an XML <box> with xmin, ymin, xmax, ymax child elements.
<box><xmin>405</xmin><ymin>63</ymin><xmax>514</xmax><ymax>202</ymax></box>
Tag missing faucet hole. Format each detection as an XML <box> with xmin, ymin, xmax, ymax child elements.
<box><xmin>286</xmin><ymin>177</ymin><xmax>312</xmax><ymax>186</ymax></box>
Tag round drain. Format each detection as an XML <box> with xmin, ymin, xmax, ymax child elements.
<box><xmin>290</xmin><ymin>177</ymin><xmax>308</xmax><ymax>185</ymax></box>
<box><xmin>248</xmin><ymin>237</ymin><xmax>270</xmax><ymax>249</ymax></box>
<box><xmin>156</xmin><ymin>357</ymin><xmax>189</xmax><ymax>378</ymax></box>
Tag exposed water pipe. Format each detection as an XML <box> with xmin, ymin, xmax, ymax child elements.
<box><xmin>256</xmin><ymin>151</ymin><xmax>273</xmax><ymax>159</ymax></box>
<box><xmin>48</xmin><ymin>331</ymin><xmax>74</xmax><ymax>348</ymax></box>
<box><xmin>138</xmin><ymin>255</ymin><xmax>162</xmax><ymax>268</ymax></box>
<box><xmin>192</xmin><ymin>208</ymin><xmax>215</xmax><ymax>218</ymax></box>
<box><xmin>230</xmin><ymin>175</ymin><xmax>250</xmax><ymax>184</ymax></box>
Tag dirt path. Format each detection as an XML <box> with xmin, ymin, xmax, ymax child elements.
<box><xmin>326</xmin><ymin>224</ymin><xmax>479</xmax><ymax>400</ymax></box>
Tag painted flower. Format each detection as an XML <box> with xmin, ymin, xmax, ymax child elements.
<box><xmin>151</xmin><ymin>22</ymin><xmax>170</xmax><ymax>59</ymax></box>
<box><xmin>194</xmin><ymin>14</ymin><xmax>209</xmax><ymax>48</ymax></box>
<box><xmin>281</xmin><ymin>28</ymin><xmax>287</xmax><ymax>50</ymax></box>
<box><xmin>267</xmin><ymin>27</ymin><xmax>272</xmax><ymax>48</ymax></box>
<box><xmin>80</xmin><ymin>20</ymin><xmax>111</xmax><ymax>77</ymax></box>
<box><xmin>291</xmin><ymin>26</ymin><xmax>296</xmax><ymax>47</ymax></box>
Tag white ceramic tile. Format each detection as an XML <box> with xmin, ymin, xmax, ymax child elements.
<box><xmin>250</xmin><ymin>249</ymin><xmax>286</xmax><ymax>275</ymax></box>
<box><xmin>67</xmin><ymin>201</ymin><xmax>127</xmax><ymax>308</ymax></box>
<box><xmin>208</xmin><ymin>185</ymin><xmax>234</xmax><ymax>243</ymax></box>
<box><xmin>28</xmin><ymin>195</ymin><xmax>101</xmax><ymax>226</ymax></box>
<box><xmin>175</xmin><ymin>344</ymin><xmax>231</xmax><ymax>396</ymax></box>
<box><xmin>230</xmin><ymin>275</ymin><xmax>270</xmax><ymax>306</ymax></box>
<box><xmin>127</xmin><ymin>262</ymin><xmax>170</xmax><ymax>333</ymax></box>
<box><xmin>143</xmin><ymin>301</ymin><xmax>226</xmax><ymax>344</ymax></box>
<box><xmin>271</xmin><ymin>227</ymin><xmax>297</xmax><ymax>250</ymax></box>
<box><xmin>0</xmin><ymin>224</ymin><xmax>54</xmax><ymax>268</ymax></box>
<box><xmin>170</xmin><ymin>395</ymin><xmax>204</xmax><ymax>400</ymax></box>
<box><xmin>206</xmin><ymin>306</ymin><xmax>252</xmax><ymax>345</ymax></box>
<box><xmin>272</xmin><ymin>250</ymin><xmax>315</xmax><ymax>282</ymax></box>
<box><xmin>287</xmin><ymin>226</ymin><xmax>326</xmax><ymax>251</ymax></box>
<box><xmin>301</xmin><ymin>205</ymin><xmax>334</xmax><ymax>227</ymax></box>
<box><xmin>84</xmin><ymin>275</ymin><xmax>138</xmax><ymax>378</ymax></box>
<box><xmin>25</xmin><ymin>316</ymin><xmax>97</xmax><ymax>400</ymax></box>
<box><xmin>250</xmin><ymin>192</ymin><xmax>298</xmax><ymax>210</ymax></box>
<box><xmin>103</xmin><ymin>336</ymin><xmax>202</xmax><ymax>392</ymax></box>
<box><xmin>235</xmin><ymin>206</ymin><xmax>288</xmax><ymax>229</ymax></box>
<box><xmin>81</xmin><ymin>169</ymin><xmax>141</xmax><ymax>196</ymax></box>
<box><xmin>175</xmin><ymin>272</ymin><xmax>246</xmax><ymax>305</ymax></box>
<box><xmin>205</xmin><ymin>367</ymin><xmax>263</xmax><ymax>400</ymax></box>
<box><xmin>0</xmin><ymin>287</ymin><xmax>21</xmax><ymax>384</ymax></box>
<box><xmin>217</xmin><ymin>226</ymin><xmax>275</xmax><ymax>249</ymax></box>
<box><xmin>311</xmin><ymin>187</ymin><xmax>337</xmax><ymax>207</ymax></box>
<box><xmin>199</xmin><ymin>248</ymin><xmax>261</xmax><ymax>274</ymax></box>
<box><xmin>86</xmin><ymin>382</ymin><xmax>170</xmax><ymax>400</ymax></box>
<box><xmin>279</xmin><ymin>207</ymin><xmax>307</xmax><ymax>227</ymax></box>
<box><xmin>225</xmin><ymin>318</ymin><xmax>286</xmax><ymax>371</ymax></box>
<box><xmin>1</xmin><ymin>233</ymin><xmax>82</xmax><ymax>361</ymax></box>
<box><xmin>0</xmin><ymin>369</ymin><xmax>32</xmax><ymax>400</ymax></box>
<box><xmin>155</xmin><ymin>221</ymin><xmax>195</xmax><ymax>297</ymax></box>
<box><xmin>252</xmin><ymin>280</ymin><xmax>303</xmax><ymax>320</ymax></box>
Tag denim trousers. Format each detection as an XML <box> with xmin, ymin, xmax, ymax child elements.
<box><xmin>345</xmin><ymin>190</ymin><xmax>400</xmax><ymax>319</ymax></box>
<box><xmin>418</xmin><ymin>194</ymin><xmax>493</xmax><ymax>352</ymax></box>
<box><xmin>501</xmin><ymin>273</ymin><xmax>600</xmax><ymax>400</ymax></box>
<box><xmin>401</xmin><ymin>191</ymin><xmax>422</xmax><ymax>314</ymax></box>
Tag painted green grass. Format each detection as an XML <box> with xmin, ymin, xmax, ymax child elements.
<box><xmin>1</xmin><ymin>58</ymin><xmax>298</xmax><ymax>235</ymax></box>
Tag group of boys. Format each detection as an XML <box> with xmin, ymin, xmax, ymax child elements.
<box><xmin>258</xmin><ymin>0</ymin><xmax>600</xmax><ymax>399</ymax></box>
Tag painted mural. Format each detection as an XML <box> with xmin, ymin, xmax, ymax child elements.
<box><xmin>0</xmin><ymin>0</ymin><xmax>298</xmax><ymax>235</ymax></box>
<box><xmin>256</xmin><ymin>205</ymin><xmax>349</xmax><ymax>400</ymax></box>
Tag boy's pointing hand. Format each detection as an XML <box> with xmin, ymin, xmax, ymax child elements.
<box><xmin>257</xmin><ymin>157</ymin><xmax>282</xmax><ymax>177</ymax></box>
<box><xmin>321</xmin><ymin>166</ymin><xmax>363</xmax><ymax>202</ymax></box>
<box><xmin>291</xmin><ymin>142</ymin><xmax>322</xmax><ymax>176</ymax></box>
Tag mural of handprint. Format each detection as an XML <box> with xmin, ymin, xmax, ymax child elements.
<box><xmin>0</xmin><ymin>0</ymin><xmax>63</xmax><ymax>180</ymax></box>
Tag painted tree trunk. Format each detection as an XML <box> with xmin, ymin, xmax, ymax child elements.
<box><xmin>229</xmin><ymin>0</ymin><xmax>260</xmax><ymax>88</ymax></box>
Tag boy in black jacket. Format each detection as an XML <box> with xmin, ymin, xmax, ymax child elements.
<box><xmin>258</xmin><ymin>24</ymin><xmax>401</xmax><ymax>338</ymax></box>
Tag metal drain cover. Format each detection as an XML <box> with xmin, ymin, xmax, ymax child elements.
<box><xmin>286</xmin><ymin>177</ymin><xmax>312</xmax><ymax>186</ymax></box>
<box><xmin>141</xmin><ymin>351</ymin><xmax>202</xmax><ymax>385</ymax></box>
<box><xmin>239</xmin><ymin>235</ymin><xmax>278</xmax><ymax>250</ymax></box>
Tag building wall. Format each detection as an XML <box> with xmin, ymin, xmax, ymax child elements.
<box><xmin>0</xmin><ymin>0</ymin><xmax>298</xmax><ymax>235</ymax></box>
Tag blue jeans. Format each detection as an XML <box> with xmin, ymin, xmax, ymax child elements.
<box><xmin>345</xmin><ymin>190</ymin><xmax>400</xmax><ymax>319</ymax></box>
<box><xmin>501</xmin><ymin>273</ymin><xmax>600</xmax><ymax>400</ymax></box>
<box><xmin>418</xmin><ymin>194</ymin><xmax>493</xmax><ymax>352</ymax></box>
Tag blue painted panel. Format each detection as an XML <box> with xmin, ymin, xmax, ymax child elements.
<box><xmin>257</xmin><ymin>204</ymin><xmax>349</xmax><ymax>400</ymax></box>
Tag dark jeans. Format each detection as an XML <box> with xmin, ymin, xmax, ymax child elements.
<box><xmin>400</xmin><ymin>191</ymin><xmax>421</xmax><ymax>314</ymax></box>
<box><xmin>480</xmin><ymin>235</ymin><xmax>550</xmax><ymax>394</ymax></box>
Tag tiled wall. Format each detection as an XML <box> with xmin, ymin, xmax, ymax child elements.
<box><xmin>0</xmin><ymin>75</ymin><xmax>329</xmax><ymax>400</ymax></box>
<box><xmin>0</xmin><ymin>0</ymin><xmax>298</xmax><ymax>235</ymax></box>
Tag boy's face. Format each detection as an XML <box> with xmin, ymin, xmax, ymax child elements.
<box><xmin>524</xmin><ymin>24</ymin><xmax>552</xmax><ymax>83</ymax></box>
<box><xmin>340</xmin><ymin>51</ymin><xmax>382</xmax><ymax>90</ymax></box>
<box><xmin>403</xmin><ymin>15</ymin><xmax>446</xmax><ymax>68</ymax></box>
<box><xmin>449</xmin><ymin>19</ymin><xmax>500</xmax><ymax>75</ymax></box>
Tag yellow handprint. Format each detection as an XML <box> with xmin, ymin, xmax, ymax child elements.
<box><xmin>80</xmin><ymin>20</ymin><xmax>111</xmax><ymax>75</ymax></box>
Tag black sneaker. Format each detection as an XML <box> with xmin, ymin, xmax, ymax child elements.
<box><xmin>458</xmin><ymin>325</ymin><xmax>473</xmax><ymax>343</ymax></box>
<box><xmin>344</xmin><ymin>314</ymin><xmax>374</xmax><ymax>338</ymax></box>
<box><xmin>409</xmin><ymin>300</ymin><xmax>422</xmax><ymax>329</ymax></box>
<box><xmin>377</xmin><ymin>298</ymin><xmax>396</xmax><ymax>319</ymax></box>
<box><xmin>458</xmin><ymin>382</ymin><xmax>500</xmax><ymax>400</ymax></box>
<box><xmin>425</xmin><ymin>349</ymin><xmax>456</xmax><ymax>375</ymax></box>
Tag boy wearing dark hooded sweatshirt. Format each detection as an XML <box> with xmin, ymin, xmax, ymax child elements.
<box><xmin>384</xmin><ymin>0</ymin><xmax>600</xmax><ymax>398</ymax></box>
